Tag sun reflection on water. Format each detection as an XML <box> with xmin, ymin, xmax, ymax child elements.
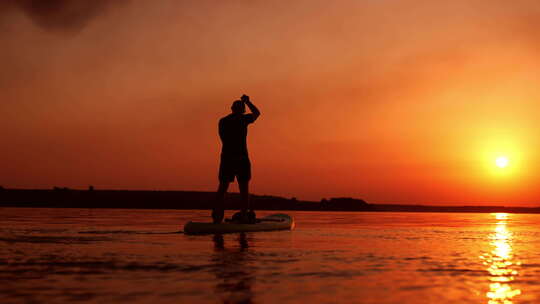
<box><xmin>480</xmin><ymin>213</ymin><xmax>521</xmax><ymax>304</ymax></box>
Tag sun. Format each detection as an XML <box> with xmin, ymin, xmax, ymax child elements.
<box><xmin>495</xmin><ymin>156</ymin><xmax>509</xmax><ymax>168</ymax></box>
<box><xmin>478</xmin><ymin>138</ymin><xmax>523</xmax><ymax>179</ymax></box>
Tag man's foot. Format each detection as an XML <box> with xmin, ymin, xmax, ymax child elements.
<box><xmin>246</xmin><ymin>210</ymin><xmax>256</xmax><ymax>222</ymax></box>
<box><xmin>212</xmin><ymin>208</ymin><xmax>224</xmax><ymax>224</ymax></box>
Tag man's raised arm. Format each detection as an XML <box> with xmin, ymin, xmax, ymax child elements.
<box><xmin>242</xmin><ymin>95</ymin><xmax>260</xmax><ymax>121</ymax></box>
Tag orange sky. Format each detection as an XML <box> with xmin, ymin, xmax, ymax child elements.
<box><xmin>1</xmin><ymin>1</ymin><xmax>539</xmax><ymax>205</ymax></box>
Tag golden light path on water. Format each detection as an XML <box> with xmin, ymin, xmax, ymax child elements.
<box><xmin>481</xmin><ymin>213</ymin><xmax>522</xmax><ymax>304</ymax></box>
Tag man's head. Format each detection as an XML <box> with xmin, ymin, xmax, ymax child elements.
<box><xmin>231</xmin><ymin>100</ymin><xmax>245</xmax><ymax>114</ymax></box>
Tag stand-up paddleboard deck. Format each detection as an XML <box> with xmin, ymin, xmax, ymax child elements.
<box><xmin>184</xmin><ymin>213</ymin><xmax>294</xmax><ymax>235</ymax></box>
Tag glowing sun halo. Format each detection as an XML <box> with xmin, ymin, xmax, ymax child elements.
<box><xmin>496</xmin><ymin>156</ymin><xmax>509</xmax><ymax>168</ymax></box>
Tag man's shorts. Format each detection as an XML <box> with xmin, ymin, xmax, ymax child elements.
<box><xmin>219</xmin><ymin>155</ymin><xmax>251</xmax><ymax>183</ymax></box>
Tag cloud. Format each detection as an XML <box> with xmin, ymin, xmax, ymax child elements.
<box><xmin>4</xmin><ymin>0</ymin><xmax>115</xmax><ymax>33</ymax></box>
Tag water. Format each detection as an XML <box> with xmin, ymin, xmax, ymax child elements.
<box><xmin>1</xmin><ymin>208</ymin><xmax>540</xmax><ymax>303</ymax></box>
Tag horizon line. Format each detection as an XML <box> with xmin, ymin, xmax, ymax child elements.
<box><xmin>1</xmin><ymin>187</ymin><xmax>538</xmax><ymax>208</ymax></box>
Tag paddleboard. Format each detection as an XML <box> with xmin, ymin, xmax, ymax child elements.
<box><xmin>183</xmin><ymin>213</ymin><xmax>294</xmax><ymax>235</ymax></box>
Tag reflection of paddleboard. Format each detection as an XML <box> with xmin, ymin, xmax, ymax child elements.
<box><xmin>183</xmin><ymin>213</ymin><xmax>295</xmax><ymax>235</ymax></box>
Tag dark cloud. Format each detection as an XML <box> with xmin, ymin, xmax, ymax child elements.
<box><xmin>4</xmin><ymin>0</ymin><xmax>113</xmax><ymax>33</ymax></box>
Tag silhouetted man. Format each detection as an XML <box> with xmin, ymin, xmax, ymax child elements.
<box><xmin>213</xmin><ymin>95</ymin><xmax>260</xmax><ymax>223</ymax></box>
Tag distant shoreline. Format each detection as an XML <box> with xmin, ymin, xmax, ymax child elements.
<box><xmin>1</xmin><ymin>188</ymin><xmax>539</xmax><ymax>214</ymax></box>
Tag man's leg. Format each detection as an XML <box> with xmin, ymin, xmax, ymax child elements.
<box><xmin>213</xmin><ymin>181</ymin><xmax>229</xmax><ymax>223</ymax></box>
<box><xmin>230</xmin><ymin>157</ymin><xmax>255</xmax><ymax>223</ymax></box>
<box><xmin>238</xmin><ymin>180</ymin><xmax>250</xmax><ymax>212</ymax></box>
<box><xmin>238</xmin><ymin>156</ymin><xmax>252</xmax><ymax>213</ymax></box>
<box><xmin>238</xmin><ymin>180</ymin><xmax>256</xmax><ymax>223</ymax></box>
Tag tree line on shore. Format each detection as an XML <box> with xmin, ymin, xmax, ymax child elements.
<box><xmin>1</xmin><ymin>188</ymin><xmax>539</xmax><ymax>214</ymax></box>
